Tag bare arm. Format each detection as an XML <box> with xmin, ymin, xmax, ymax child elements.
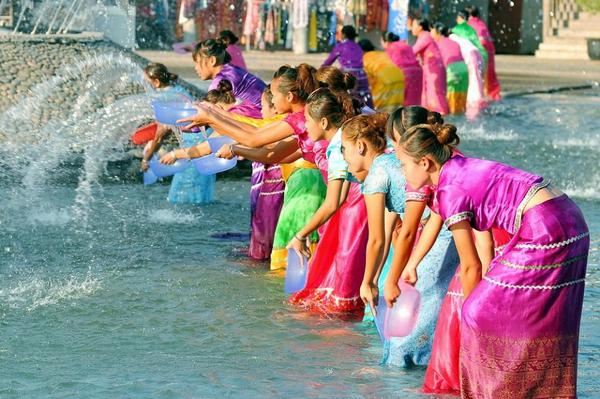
<box><xmin>473</xmin><ymin>229</ymin><xmax>494</xmax><ymax>276</ymax></box>
<box><xmin>216</xmin><ymin>138</ymin><xmax>300</xmax><ymax>164</ymax></box>
<box><xmin>405</xmin><ymin>212</ymin><xmax>443</xmax><ymax>271</ymax></box>
<box><xmin>209</xmin><ymin>111</ymin><xmax>293</xmax><ymax>147</ymax></box>
<box><xmin>450</xmin><ymin>220</ymin><xmax>483</xmax><ymax>298</ymax></box>
<box><xmin>297</xmin><ymin>179</ymin><xmax>345</xmax><ymax>238</ymax></box>
<box><xmin>359</xmin><ymin>193</ymin><xmax>387</xmax><ymax>312</ymax></box>
<box><xmin>383</xmin><ymin>200</ymin><xmax>427</xmax><ymax>306</ymax></box>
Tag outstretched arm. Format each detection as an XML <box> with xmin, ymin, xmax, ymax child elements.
<box><xmin>215</xmin><ymin>137</ymin><xmax>300</xmax><ymax>164</ymax></box>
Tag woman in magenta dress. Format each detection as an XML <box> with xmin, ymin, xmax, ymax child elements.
<box><xmin>382</xmin><ymin>32</ymin><xmax>423</xmax><ymax>107</ymax></box>
<box><xmin>287</xmin><ymin>88</ymin><xmax>368</xmax><ymax>319</ymax></box>
<box><xmin>193</xmin><ymin>39</ymin><xmax>265</xmax><ymax>108</ymax></box>
<box><xmin>394</xmin><ymin>123</ymin><xmax>589</xmax><ymax>398</ymax></box>
<box><xmin>410</xmin><ymin>19</ymin><xmax>449</xmax><ymax>115</ymax></box>
<box><xmin>466</xmin><ymin>6</ymin><xmax>501</xmax><ymax>101</ymax></box>
<box><xmin>322</xmin><ymin>25</ymin><xmax>374</xmax><ymax>109</ymax></box>
<box><xmin>219</xmin><ymin>30</ymin><xmax>248</xmax><ymax>70</ymax></box>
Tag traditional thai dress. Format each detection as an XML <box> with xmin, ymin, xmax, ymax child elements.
<box><xmin>289</xmin><ymin>129</ymin><xmax>368</xmax><ymax>318</ymax></box>
<box><xmin>209</xmin><ymin>63</ymin><xmax>266</xmax><ymax>109</ymax></box>
<box><xmin>270</xmin><ymin>111</ymin><xmax>327</xmax><ymax>270</ymax></box>
<box><xmin>436</xmin><ymin>155</ymin><xmax>588</xmax><ymax>398</ymax></box>
<box><xmin>450</xmin><ymin>34</ymin><xmax>486</xmax><ymax>119</ymax></box>
<box><xmin>322</xmin><ymin>39</ymin><xmax>374</xmax><ymax>108</ymax></box>
<box><xmin>226</xmin><ymin>44</ymin><xmax>247</xmax><ymax>70</ymax></box>
<box><xmin>436</xmin><ymin>37</ymin><xmax>467</xmax><ymax>115</ymax></box>
<box><xmin>362</xmin><ymin>51</ymin><xmax>405</xmax><ymax>112</ymax></box>
<box><xmin>229</xmin><ymin>114</ymin><xmax>287</xmax><ymax>260</ymax></box>
<box><xmin>386</xmin><ymin>41</ymin><xmax>423</xmax><ymax>107</ymax></box>
<box><xmin>412</xmin><ymin>32</ymin><xmax>449</xmax><ymax>115</ymax></box>
<box><xmin>361</xmin><ymin>153</ymin><xmax>457</xmax><ymax>366</ymax></box>
<box><xmin>452</xmin><ymin>22</ymin><xmax>488</xmax><ymax>69</ymax></box>
<box><xmin>469</xmin><ymin>16</ymin><xmax>501</xmax><ymax>101</ymax></box>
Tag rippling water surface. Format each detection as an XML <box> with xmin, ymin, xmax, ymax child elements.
<box><xmin>0</xmin><ymin>90</ymin><xmax>598</xmax><ymax>398</ymax></box>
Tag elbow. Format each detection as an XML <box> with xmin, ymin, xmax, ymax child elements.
<box><xmin>367</xmin><ymin>237</ymin><xmax>384</xmax><ymax>253</ymax></box>
<box><xmin>460</xmin><ymin>262</ymin><xmax>482</xmax><ymax>281</ymax></box>
<box><xmin>397</xmin><ymin>226</ymin><xmax>417</xmax><ymax>244</ymax></box>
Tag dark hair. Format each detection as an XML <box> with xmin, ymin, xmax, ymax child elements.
<box><xmin>205</xmin><ymin>79</ymin><xmax>235</xmax><ymax>105</ymax></box>
<box><xmin>307</xmin><ymin>88</ymin><xmax>360</xmax><ymax>129</ymax></box>
<box><xmin>341</xmin><ymin>25</ymin><xmax>358</xmax><ymax>41</ymax></box>
<box><xmin>414</xmin><ymin>18</ymin><xmax>430</xmax><ymax>31</ymax></box>
<box><xmin>273</xmin><ymin>63</ymin><xmax>318</xmax><ymax>103</ymax></box>
<box><xmin>432</xmin><ymin>22</ymin><xmax>450</xmax><ymax>37</ymax></box>
<box><xmin>316</xmin><ymin>66</ymin><xmax>356</xmax><ymax>92</ymax></box>
<box><xmin>381</xmin><ymin>31</ymin><xmax>400</xmax><ymax>43</ymax></box>
<box><xmin>457</xmin><ymin>10</ymin><xmax>469</xmax><ymax>20</ymax></box>
<box><xmin>400</xmin><ymin>123</ymin><xmax>460</xmax><ymax>164</ymax></box>
<box><xmin>262</xmin><ymin>84</ymin><xmax>274</xmax><ymax>107</ymax></box>
<box><xmin>192</xmin><ymin>39</ymin><xmax>231</xmax><ymax>65</ymax></box>
<box><xmin>219</xmin><ymin>30</ymin><xmax>239</xmax><ymax>45</ymax></box>
<box><xmin>386</xmin><ymin>106</ymin><xmax>444</xmax><ymax>141</ymax></box>
<box><xmin>358</xmin><ymin>39</ymin><xmax>376</xmax><ymax>52</ymax></box>
<box><xmin>465</xmin><ymin>5</ymin><xmax>480</xmax><ymax>18</ymax></box>
<box><xmin>144</xmin><ymin>62</ymin><xmax>177</xmax><ymax>86</ymax></box>
<box><xmin>342</xmin><ymin>113</ymin><xmax>390</xmax><ymax>153</ymax></box>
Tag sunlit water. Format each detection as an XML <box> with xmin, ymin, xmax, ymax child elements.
<box><xmin>0</xmin><ymin>90</ymin><xmax>599</xmax><ymax>398</ymax></box>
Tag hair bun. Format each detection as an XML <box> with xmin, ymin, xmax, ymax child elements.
<box><xmin>426</xmin><ymin>111</ymin><xmax>444</xmax><ymax>126</ymax></box>
<box><xmin>217</xmin><ymin>79</ymin><xmax>233</xmax><ymax>93</ymax></box>
<box><xmin>432</xmin><ymin>123</ymin><xmax>459</xmax><ymax>146</ymax></box>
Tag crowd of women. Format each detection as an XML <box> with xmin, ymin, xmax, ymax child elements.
<box><xmin>132</xmin><ymin>10</ymin><xmax>589</xmax><ymax>399</ymax></box>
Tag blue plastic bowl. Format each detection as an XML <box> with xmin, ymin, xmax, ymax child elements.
<box><xmin>284</xmin><ymin>249</ymin><xmax>308</xmax><ymax>294</ymax></box>
<box><xmin>148</xmin><ymin>157</ymin><xmax>191</xmax><ymax>178</ymax></box>
<box><xmin>151</xmin><ymin>101</ymin><xmax>197</xmax><ymax>126</ymax></box>
<box><xmin>207</xmin><ymin>136</ymin><xmax>235</xmax><ymax>152</ymax></box>
<box><xmin>143</xmin><ymin>169</ymin><xmax>159</xmax><ymax>185</ymax></box>
<box><xmin>192</xmin><ymin>154</ymin><xmax>237</xmax><ymax>175</ymax></box>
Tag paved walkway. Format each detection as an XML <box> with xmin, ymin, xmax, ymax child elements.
<box><xmin>137</xmin><ymin>50</ymin><xmax>600</xmax><ymax>96</ymax></box>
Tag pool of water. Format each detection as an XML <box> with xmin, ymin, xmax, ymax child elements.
<box><xmin>0</xmin><ymin>90</ymin><xmax>599</xmax><ymax>398</ymax></box>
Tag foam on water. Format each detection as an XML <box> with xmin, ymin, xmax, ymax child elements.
<box><xmin>147</xmin><ymin>209</ymin><xmax>202</xmax><ymax>225</ymax></box>
<box><xmin>0</xmin><ymin>273</ymin><xmax>101</xmax><ymax>312</ymax></box>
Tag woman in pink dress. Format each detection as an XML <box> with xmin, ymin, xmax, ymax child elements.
<box><xmin>466</xmin><ymin>6</ymin><xmax>501</xmax><ymax>100</ymax></box>
<box><xmin>410</xmin><ymin>19</ymin><xmax>449</xmax><ymax>115</ymax></box>
<box><xmin>382</xmin><ymin>32</ymin><xmax>423</xmax><ymax>107</ymax></box>
<box><xmin>394</xmin><ymin>124</ymin><xmax>589</xmax><ymax>398</ymax></box>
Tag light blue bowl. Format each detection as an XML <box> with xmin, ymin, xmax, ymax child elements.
<box><xmin>143</xmin><ymin>169</ymin><xmax>158</xmax><ymax>185</ymax></box>
<box><xmin>284</xmin><ymin>249</ymin><xmax>308</xmax><ymax>294</ymax></box>
<box><xmin>151</xmin><ymin>100</ymin><xmax>197</xmax><ymax>126</ymax></box>
<box><xmin>207</xmin><ymin>136</ymin><xmax>235</xmax><ymax>152</ymax></box>
<box><xmin>148</xmin><ymin>157</ymin><xmax>191</xmax><ymax>178</ymax></box>
<box><xmin>192</xmin><ymin>154</ymin><xmax>237</xmax><ymax>175</ymax></box>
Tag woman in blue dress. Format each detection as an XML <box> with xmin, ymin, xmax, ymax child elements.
<box><xmin>142</xmin><ymin>62</ymin><xmax>215</xmax><ymax>204</ymax></box>
<box><xmin>340</xmin><ymin>112</ymin><xmax>457</xmax><ymax>367</ymax></box>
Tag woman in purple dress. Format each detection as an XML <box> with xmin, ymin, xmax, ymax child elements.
<box><xmin>192</xmin><ymin>39</ymin><xmax>265</xmax><ymax>108</ymax></box>
<box><xmin>322</xmin><ymin>25</ymin><xmax>374</xmax><ymax>109</ymax></box>
<box><xmin>392</xmin><ymin>123</ymin><xmax>589</xmax><ymax>398</ymax></box>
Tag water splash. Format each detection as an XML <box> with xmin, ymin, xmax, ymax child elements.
<box><xmin>0</xmin><ymin>273</ymin><xmax>101</xmax><ymax>312</ymax></box>
<box><xmin>0</xmin><ymin>51</ymin><xmax>153</xmax><ymax>222</ymax></box>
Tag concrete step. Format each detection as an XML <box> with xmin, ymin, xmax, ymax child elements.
<box><xmin>535</xmin><ymin>49</ymin><xmax>589</xmax><ymax>60</ymax></box>
<box><xmin>537</xmin><ymin>38</ymin><xmax>588</xmax><ymax>52</ymax></box>
<box><xmin>568</xmin><ymin>19</ymin><xmax>600</xmax><ymax>30</ymax></box>
<box><xmin>559</xmin><ymin>29</ymin><xmax>600</xmax><ymax>38</ymax></box>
